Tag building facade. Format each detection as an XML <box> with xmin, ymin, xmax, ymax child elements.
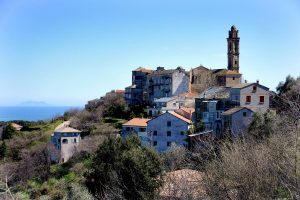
<box><xmin>147</xmin><ymin>111</ymin><xmax>192</xmax><ymax>152</ymax></box>
<box><xmin>122</xmin><ymin>118</ymin><xmax>150</xmax><ymax>144</ymax></box>
<box><xmin>195</xmin><ymin>87</ymin><xmax>231</xmax><ymax>136</ymax></box>
<box><xmin>146</xmin><ymin>67</ymin><xmax>189</xmax><ymax>105</ymax></box>
<box><xmin>227</xmin><ymin>25</ymin><xmax>240</xmax><ymax>72</ymax></box>
<box><xmin>230</xmin><ymin>81</ymin><xmax>270</xmax><ymax>112</ymax></box>
<box><xmin>51</xmin><ymin>127</ymin><xmax>81</xmax><ymax>163</ymax></box>
<box><xmin>125</xmin><ymin>67</ymin><xmax>153</xmax><ymax>106</ymax></box>
<box><xmin>222</xmin><ymin>107</ymin><xmax>254</xmax><ymax>137</ymax></box>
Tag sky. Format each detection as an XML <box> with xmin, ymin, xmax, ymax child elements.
<box><xmin>0</xmin><ymin>0</ymin><xmax>300</xmax><ymax>106</ymax></box>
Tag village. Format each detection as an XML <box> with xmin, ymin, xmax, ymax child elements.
<box><xmin>50</xmin><ymin>26</ymin><xmax>271</xmax><ymax>162</ymax></box>
<box><xmin>1</xmin><ymin>25</ymin><xmax>298</xmax><ymax>199</ymax></box>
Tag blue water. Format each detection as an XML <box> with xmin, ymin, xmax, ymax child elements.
<box><xmin>0</xmin><ymin>106</ymin><xmax>82</xmax><ymax>122</ymax></box>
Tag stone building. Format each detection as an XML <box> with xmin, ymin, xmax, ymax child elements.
<box><xmin>146</xmin><ymin>67</ymin><xmax>189</xmax><ymax>105</ymax></box>
<box><xmin>147</xmin><ymin>111</ymin><xmax>192</xmax><ymax>152</ymax></box>
<box><xmin>51</xmin><ymin>126</ymin><xmax>81</xmax><ymax>163</ymax></box>
<box><xmin>227</xmin><ymin>25</ymin><xmax>240</xmax><ymax>71</ymax></box>
<box><xmin>125</xmin><ymin>67</ymin><xmax>153</xmax><ymax>106</ymax></box>
<box><xmin>122</xmin><ymin>118</ymin><xmax>150</xmax><ymax>144</ymax></box>
<box><xmin>195</xmin><ymin>87</ymin><xmax>231</xmax><ymax>136</ymax></box>
<box><xmin>189</xmin><ymin>26</ymin><xmax>242</xmax><ymax>94</ymax></box>
<box><xmin>222</xmin><ymin>107</ymin><xmax>254</xmax><ymax>137</ymax></box>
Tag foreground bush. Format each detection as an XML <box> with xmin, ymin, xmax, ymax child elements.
<box><xmin>85</xmin><ymin>135</ymin><xmax>163</xmax><ymax>200</ymax></box>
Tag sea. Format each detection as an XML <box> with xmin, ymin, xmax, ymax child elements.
<box><xmin>0</xmin><ymin>106</ymin><xmax>82</xmax><ymax>122</ymax></box>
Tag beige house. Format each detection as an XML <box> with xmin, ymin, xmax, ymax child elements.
<box><xmin>51</xmin><ymin>126</ymin><xmax>81</xmax><ymax>163</ymax></box>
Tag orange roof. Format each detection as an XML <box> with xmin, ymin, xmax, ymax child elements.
<box><xmin>178</xmin><ymin>92</ymin><xmax>198</xmax><ymax>97</ymax></box>
<box><xmin>169</xmin><ymin>111</ymin><xmax>192</xmax><ymax>124</ymax></box>
<box><xmin>116</xmin><ymin>90</ymin><xmax>124</xmax><ymax>93</ymax></box>
<box><xmin>174</xmin><ymin>108</ymin><xmax>194</xmax><ymax>120</ymax></box>
<box><xmin>123</xmin><ymin>118</ymin><xmax>150</xmax><ymax>127</ymax></box>
<box><xmin>133</xmin><ymin>67</ymin><xmax>153</xmax><ymax>73</ymax></box>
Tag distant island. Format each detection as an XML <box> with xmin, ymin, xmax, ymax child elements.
<box><xmin>18</xmin><ymin>101</ymin><xmax>50</xmax><ymax>107</ymax></box>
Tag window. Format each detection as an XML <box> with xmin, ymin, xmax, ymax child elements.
<box><xmin>167</xmin><ymin>131</ymin><xmax>171</xmax><ymax>136</ymax></box>
<box><xmin>217</xmin><ymin>112</ymin><xmax>219</xmax><ymax>118</ymax></box>
<box><xmin>153</xmin><ymin>131</ymin><xmax>157</xmax><ymax>136</ymax></box>
<box><xmin>253</xmin><ymin>86</ymin><xmax>257</xmax><ymax>91</ymax></box>
<box><xmin>167</xmin><ymin>142</ymin><xmax>171</xmax><ymax>146</ymax></box>
<box><xmin>74</xmin><ymin>138</ymin><xmax>77</xmax><ymax>143</ymax></box>
<box><xmin>180</xmin><ymin>131</ymin><xmax>184</xmax><ymax>135</ymax></box>
<box><xmin>233</xmin><ymin>77</ymin><xmax>235</xmax><ymax>80</ymax></box>
<box><xmin>62</xmin><ymin>139</ymin><xmax>68</xmax><ymax>144</ymax></box>
<box><xmin>153</xmin><ymin>141</ymin><xmax>157</xmax><ymax>146</ymax></box>
<box><xmin>139</xmin><ymin>128</ymin><xmax>146</xmax><ymax>132</ymax></box>
<box><xmin>260</xmin><ymin>96</ymin><xmax>265</xmax><ymax>103</ymax></box>
<box><xmin>246</xmin><ymin>96</ymin><xmax>251</xmax><ymax>103</ymax></box>
<box><xmin>243</xmin><ymin>112</ymin><xmax>247</xmax><ymax>117</ymax></box>
<box><xmin>167</xmin><ymin>121</ymin><xmax>171</xmax><ymax>127</ymax></box>
<box><xmin>126</xmin><ymin>127</ymin><xmax>130</xmax><ymax>131</ymax></box>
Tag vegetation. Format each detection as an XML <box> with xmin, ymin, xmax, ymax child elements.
<box><xmin>85</xmin><ymin>135</ymin><xmax>163</xmax><ymax>199</ymax></box>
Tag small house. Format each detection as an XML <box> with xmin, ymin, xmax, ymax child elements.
<box><xmin>51</xmin><ymin>126</ymin><xmax>81</xmax><ymax>163</ymax></box>
<box><xmin>122</xmin><ymin>118</ymin><xmax>150</xmax><ymax>144</ymax></box>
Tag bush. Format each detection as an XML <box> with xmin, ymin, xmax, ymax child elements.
<box><xmin>85</xmin><ymin>135</ymin><xmax>163</xmax><ymax>199</ymax></box>
<box><xmin>2</xmin><ymin>124</ymin><xmax>16</xmax><ymax>139</ymax></box>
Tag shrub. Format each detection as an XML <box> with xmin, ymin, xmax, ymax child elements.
<box><xmin>85</xmin><ymin>135</ymin><xmax>163</xmax><ymax>199</ymax></box>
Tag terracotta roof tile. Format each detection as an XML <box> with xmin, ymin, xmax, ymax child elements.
<box><xmin>174</xmin><ymin>108</ymin><xmax>194</xmax><ymax>120</ymax></box>
<box><xmin>169</xmin><ymin>111</ymin><xmax>192</xmax><ymax>124</ymax></box>
<box><xmin>178</xmin><ymin>92</ymin><xmax>198</xmax><ymax>97</ymax></box>
<box><xmin>133</xmin><ymin>67</ymin><xmax>153</xmax><ymax>73</ymax></box>
<box><xmin>123</xmin><ymin>118</ymin><xmax>150</xmax><ymax>127</ymax></box>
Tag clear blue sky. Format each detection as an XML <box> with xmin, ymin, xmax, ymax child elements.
<box><xmin>0</xmin><ymin>0</ymin><xmax>300</xmax><ymax>106</ymax></box>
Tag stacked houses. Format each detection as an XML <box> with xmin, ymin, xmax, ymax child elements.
<box><xmin>122</xmin><ymin>25</ymin><xmax>271</xmax><ymax>152</ymax></box>
<box><xmin>50</xmin><ymin>25</ymin><xmax>271</xmax><ymax>161</ymax></box>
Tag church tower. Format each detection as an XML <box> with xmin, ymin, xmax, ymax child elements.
<box><xmin>227</xmin><ymin>25</ymin><xmax>240</xmax><ymax>72</ymax></box>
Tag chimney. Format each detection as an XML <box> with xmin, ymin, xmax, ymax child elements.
<box><xmin>245</xmin><ymin>80</ymin><xmax>247</xmax><ymax>83</ymax></box>
<box><xmin>256</xmin><ymin>79</ymin><xmax>259</xmax><ymax>84</ymax></box>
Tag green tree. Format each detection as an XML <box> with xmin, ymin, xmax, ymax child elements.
<box><xmin>248</xmin><ymin>110</ymin><xmax>278</xmax><ymax>140</ymax></box>
<box><xmin>276</xmin><ymin>75</ymin><xmax>299</xmax><ymax>95</ymax></box>
<box><xmin>0</xmin><ymin>141</ymin><xmax>7</xmax><ymax>159</ymax></box>
<box><xmin>85</xmin><ymin>135</ymin><xmax>163</xmax><ymax>199</ymax></box>
<box><xmin>2</xmin><ymin>124</ymin><xmax>16</xmax><ymax>140</ymax></box>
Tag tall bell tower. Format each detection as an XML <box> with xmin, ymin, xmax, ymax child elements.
<box><xmin>227</xmin><ymin>25</ymin><xmax>240</xmax><ymax>72</ymax></box>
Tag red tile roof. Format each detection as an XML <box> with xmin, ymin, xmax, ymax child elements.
<box><xmin>116</xmin><ymin>90</ymin><xmax>125</xmax><ymax>93</ymax></box>
<box><xmin>133</xmin><ymin>67</ymin><xmax>153</xmax><ymax>73</ymax></box>
<box><xmin>169</xmin><ymin>111</ymin><xmax>192</xmax><ymax>124</ymax></box>
<box><xmin>123</xmin><ymin>118</ymin><xmax>150</xmax><ymax>127</ymax></box>
<box><xmin>174</xmin><ymin>108</ymin><xmax>194</xmax><ymax>120</ymax></box>
<box><xmin>178</xmin><ymin>92</ymin><xmax>198</xmax><ymax>97</ymax></box>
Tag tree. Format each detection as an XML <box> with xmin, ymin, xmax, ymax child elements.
<box><xmin>276</xmin><ymin>75</ymin><xmax>300</xmax><ymax>96</ymax></box>
<box><xmin>0</xmin><ymin>141</ymin><xmax>7</xmax><ymax>159</ymax></box>
<box><xmin>2</xmin><ymin>124</ymin><xmax>16</xmax><ymax>140</ymax></box>
<box><xmin>85</xmin><ymin>135</ymin><xmax>163</xmax><ymax>199</ymax></box>
<box><xmin>248</xmin><ymin>110</ymin><xmax>278</xmax><ymax>140</ymax></box>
